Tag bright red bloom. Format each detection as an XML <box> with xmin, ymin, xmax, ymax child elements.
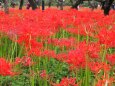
<box><xmin>88</xmin><ymin>62</ymin><xmax>102</xmax><ymax>73</ymax></box>
<box><xmin>96</xmin><ymin>77</ymin><xmax>114</xmax><ymax>86</ymax></box>
<box><xmin>54</xmin><ymin>77</ymin><xmax>78</xmax><ymax>86</ymax></box>
<box><xmin>55</xmin><ymin>53</ymin><xmax>68</xmax><ymax>61</ymax></box>
<box><xmin>96</xmin><ymin>79</ymin><xmax>105</xmax><ymax>86</ymax></box>
<box><xmin>97</xmin><ymin>28</ymin><xmax>115</xmax><ymax>48</ymax></box>
<box><xmin>67</xmin><ymin>49</ymin><xmax>86</xmax><ymax>68</ymax></box>
<box><xmin>41</xmin><ymin>50</ymin><xmax>56</xmax><ymax>58</ymax></box>
<box><xmin>102</xmin><ymin>63</ymin><xmax>111</xmax><ymax>72</ymax></box>
<box><xmin>106</xmin><ymin>54</ymin><xmax>115</xmax><ymax>65</ymax></box>
<box><xmin>89</xmin><ymin>62</ymin><xmax>111</xmax><ymax>73</ymax></box>
<box><xmin>28</xmin><ymin>48</ymin><xmax>41</xmax><ymax>56</ymax></box>
<box><xmin>47</xmin><ymin>38</ymin><xmax>76</xmax><ymax>49</ymax></box>
<box><xmin>14</xmin><ymin>57</ymin><xmax>22</xmax><ymax>65</ymax></box>
<box><xmin>87</xmin><ymin>42</ymin><xmax>100</xmax><ymax>58</ymax></box>
<box><xmin>0</xmin><ymin>58</ymin><xmax>14</xmax><ymax>76</ymax></box>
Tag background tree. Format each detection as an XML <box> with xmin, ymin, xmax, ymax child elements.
<box><xmin>71</xmin><ymin>0</ymin><xmax>115</xmax><ymax>15</ymax></box>
<box><xmin>28</xmin><ymin>0</ymin><xmax>37</xmax><ymax>10</ymax></box>
<box><xmin>3</xmin><ymin>0</ymin><xmax>9</xmax><ymax>14</ymax></box>
<box><xmin>104</xmin><ymin>0</ymin><xmax>114</xmax><ymax>15</ymax></box>
<box><xmin>71</xmin><ymin>0</ymin><xmax>83</xmax><ymax>9</ymax></box>
<box><xmin>19</xmin><ymin>0</ymin><xmax>37</xmax><ymax>10</ymax></box>
<box><xmin>19</xmin><ymin>0</ymin><xmax>24</xmax><ymax>10</ymax></box>
<box><xmin>48</xmin><ymin>0</ymin><xmax>52</xmax><ymax>7</ymax></box>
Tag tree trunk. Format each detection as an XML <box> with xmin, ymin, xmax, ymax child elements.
<box><xmin>60</xmin><ymin>1</ymin><xmax>63</xmax><ymax>10</ymax></box>
<box><xmin>48</xmin><ymin>0</ymin><xmax>52</xmax><ymax>8</ymax></box>
<box><xmin>101</xmin><ymin>1</ymin><xmax>105</xmax><ymax>10</ymax></box>
<box><xmin>19</xmin><ymin>0</ymin><xmax>24</xmax><ymax>10</ymax></box>
<box><xmin>104</xmin><ymin>0</ymin><xmax>114</xmax><ymax>15</ymax></box>
<box><xmin>3</xmin><ymin>0</ymin><xmax>9</xmax><ymax>14</ymax></box>
<box><xmin>42</xmin><ymin>0</ymin><xmax>45</xmax><ymax>10</ymax></box>
<box><xmin>28</xmin><ymin>0</ymin><xmax>37</xmax><ymax>10</ymax></box>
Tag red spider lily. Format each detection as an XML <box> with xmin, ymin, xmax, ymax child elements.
<box><xmin>66</xmin><ymin>13</ymin><xmax>99</xmax><ymax>37</ymax></box>
<box><xmin>47</xmin><ymin>38</ymin><xmax>76</xmax><ymax>49</ymax></box>
<box><xmin>14</xmin><ymin>57</ymin><xmax>22</xmax><ymax>65</ymax></box>
<box><xmin>15</xmin><ymin>56</ymin><xmax>34</xmax><ymax>66</ymax></box>
<box><xmin>40</xmin><ymin>70</ymin><xmax>48</xmax><ymax>79</ymax></box>
<box><xmin>41</xmin><ymin>50</ymin><xmax>56</xmax><ymax>58</ymax></box>
<box><xmin>88</xmin><ymin>62</ymin><xmax>102</xmax><ymax>73</ymax></box>
<box><xmin>62</xmin><ymin>41</ymin><xmax>88</xmax><ymax>69</ymax></box>
<box><xmin>28</xmin><ymin>47</ymin><xmax>41</xmax><ymax>56</ymax></box>
<box><xmin>97</xmin><ymin>16</ymin><xmax>113</xmax><ymax>28</ymax></box>
<box><xmin>1</xmin><ymin>8</ymin><xmax>115</xmax><ymax>85</ymax></box>
<box><xmin>76</xmin><ymin>41</ymin><xmax>100</xmax><ymax>59</ymax></box>
<box><xmin>29</xmin><ymin>39</ymin><xmax>43</xmax><ymax>49</ymax></box>
<box><xmin>17</xmin><ymin>34</ymin><xmax>32</xmax><ymax>46</ymax></box>
<box><xmin>97</xmin><ymin>28</ymin><xmax>115</xmax><ymax>48</ymax></box>
<box><xmin>96</xmin><ymin>77</ymin><xmax>114</xmax><ymax>86</ymax></box>
<box><xmin>61</xmin><ymin>13</ymin><xmax>75</xmax><ymax>28</ymax></box>
<box><xmin>53</xmin><ymin>77</ymin><xmax>78</xmax><ymax>86</ymax></box>
<box><xmin>17</xmin><ymin>35</ymin><xmax>43</xmax><ymax>48</ymax></box>
<box><xmin>0</xmin><ymin>58</ymin><xmax>15</xmax><ymax>76</ymax></box>
<box><xmin>88</xmin><ymin>62</ymin><xmax>111</xmax><ymax>73</ymax></box>
<box><xmin>55</xmin><ymin>53</ymin><xmax>68</xmax><ymax>62</ymax></box>
<box><xmin>87</xmin><ymin>42</ymin><xmax>100</xmax><ymax>58</ymax></box>
<box><xmin>102</xmin><ymin>63</ymin><xmax>111</xmax><ymax>73</ymax></box>
<box><xmin>17</xmin><ymin>37</ymin><xmax>43</xmax><ymax>56</ymax></box>
<box><xmin>106</xmin><ymin>54</ymin><xmax>115</xmax><ymax>65</ymax></box>
<box><xmin>67</xmin><ymin>49</ymin><xmax>86</xmax><ymax>68</ymax></box>
<box><xmin>21</xmin><ymin>56</ymin><xmax>33</xmax><ymax>66</ymax></box>
<box><xmin>66</xmin><ymin>27</ymin><xmax>87</xmax><ymax>36</ymax></box>
<box><xmin>96</xmin><ymin>79</ymin><xmax>106</xmax><ymax>86</ymax></box>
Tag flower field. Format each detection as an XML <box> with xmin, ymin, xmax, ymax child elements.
<box><xmin>0</xmin><ymin>8</ymin><xmax>115</xmax><ymax>86</ymax></box>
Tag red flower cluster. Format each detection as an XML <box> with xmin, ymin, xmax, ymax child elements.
<box><xmin>0</xmin><ymin>58</ymin><xmax>14</xmax><ymax>76</ymax></box>
<box><xmin>15</xmin><ymin>56</ymin><xmax>34</xmax><ymax>66</ymax></box>
<box><xmin>54</xmin><ymin>77</ymin><xmax>78</xmax><ymax>86</ymax></box>
<box><xmin>97</xmin><ymin>28</ymin><xmax>115</xmax><ymax>48</ymax></box>
<box><xmin>47</xmin><ymin>38</ymin><xmax>76</xmax><ymax>49</ymax></box>
<box><xmin>40</xmin><ymin>70</ymin><xmax>48</xmax><ymax>79</ymax></box>
<box><xmin>106</xmin><ymin>54</ymin><xmax>115</xmax><ymax>65</ymax></box>
<box><xmin>0</xmin><ymin>8</ymin><xmax>115</xmax><ymax>85</ymax></box>
<box><xmin>89</xmin><ymin>62</ymin><xmax>111</xmax><ymax>73</ymax></box>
